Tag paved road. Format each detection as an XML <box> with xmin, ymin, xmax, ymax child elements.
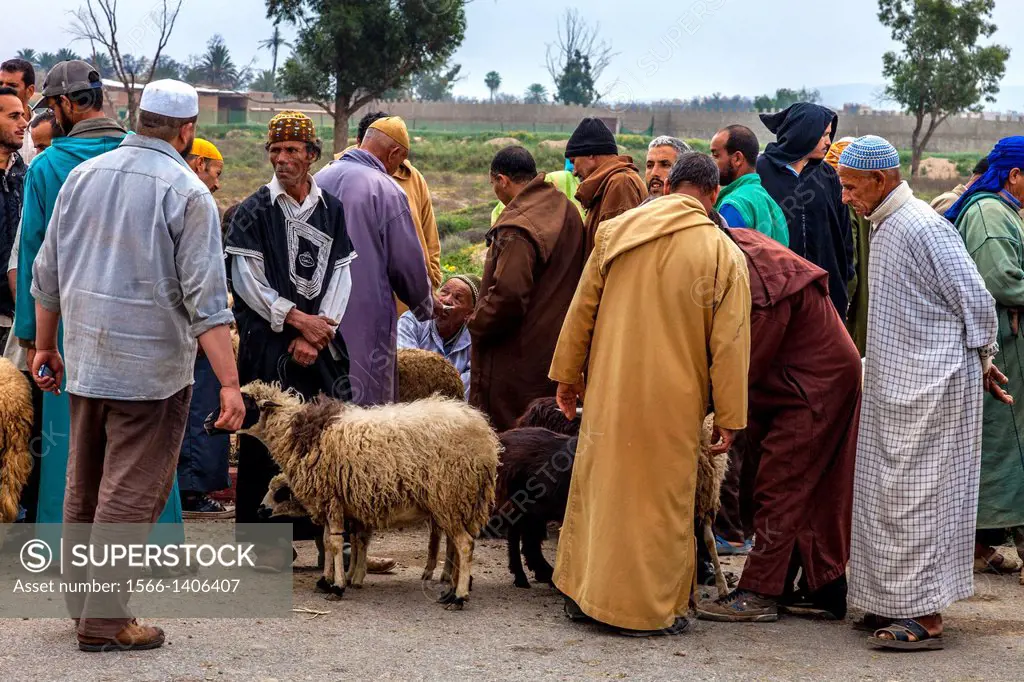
<box><xmin>0</xmin><ymin>527</ymin><xmax>1021</xmax><ymax>681</ymax></box>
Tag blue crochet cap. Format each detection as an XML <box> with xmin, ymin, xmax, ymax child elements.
<box><xmin>838</xmin><ymin>135</ymin><xmax>901</xmax><ymax>171</ymax></box>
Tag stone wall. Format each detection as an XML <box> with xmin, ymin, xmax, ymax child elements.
<box><xmin>247</xmin><ymin>97</ymin><xmax>1024</xmax><ymax>152</ymax></box>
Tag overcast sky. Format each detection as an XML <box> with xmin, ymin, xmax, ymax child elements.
<box><xmin>13</xmin><ymin>0</ymin><xmax>1024</xmax><ymax>107</ymax></box>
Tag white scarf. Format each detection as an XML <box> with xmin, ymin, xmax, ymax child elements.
<box><xmin>866</xmin><ymin>181</ymin><xmax>914</xmax><ymax>229</ymax></box>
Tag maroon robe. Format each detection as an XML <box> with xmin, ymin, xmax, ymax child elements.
<box><xmin>727</xmin><ymin>227</ymin><xmax>861</xmax><ymax>597</ymax></box>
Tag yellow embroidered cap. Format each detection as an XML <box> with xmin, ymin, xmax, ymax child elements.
<box><xmin>368</xmin><ymin>116</ymin><xmax>410</xmax><ymax>150</ymax></box>
<box><xmin>190</xmin><ymin>138</ymin><xmax>223</xmax><ymax>161</ymax></box>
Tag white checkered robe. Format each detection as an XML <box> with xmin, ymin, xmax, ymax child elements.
<box><xmin>849</xmin><ymin>193</ymin><xmax>998</xmax><ymax>618</ymax></box>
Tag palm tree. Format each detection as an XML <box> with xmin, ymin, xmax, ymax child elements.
<box><xmin>36</xmin><ymin>52</ymin><xmax>60</xmax><ymax>70</ymax></box>
<box><xmin>54</xmin><ymin>48</ymin><xmax>82</xmax><ymax>62</ymax></box>
<box><xmin>485</xmin><ymin>71</ymin><xmax>501</xmax><ymax>103</ymax></box>
<box><xmin>257</xmin><ymin>23</ymin><xmax>292</xmax><ymax>76</ymax></box>
<box><xmin>89</xmin><ymin>52</ymin><xmax>115</xmax><ymax>78</ymax></box>
<box><xmin>15</xmin><ymin>49</ymin><xmax>39</xmax><ymax>66</ymax></box>
<box><xmin>197</xmin><ymin>35</ymin><xmax>239</xmax><ymax>89</ymax></box>
<box><xmin>251</xmin><ymin>69</ymin><xmax>277</xmax><ymax>93</ymax></box>
<box><xmin>524</xmin><ymin>83</ymin><xmax>548</xmax><ymax>104</ymax></box>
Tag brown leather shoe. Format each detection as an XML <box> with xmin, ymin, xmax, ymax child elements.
<box><xmin>78</xmin><ymin>622</ymin><xmax>165</xmax><ymax>652</ymax></box>
<box><xmin>366</xmin><ymin>556</ymin><xmax>397</xmax><ymax>574</ymax></box>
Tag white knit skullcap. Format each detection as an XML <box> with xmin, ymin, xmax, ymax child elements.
<box><xmin>140</xmin><ymin>79</ymin><xmax>199</xmax><ymax>118</ymax></box>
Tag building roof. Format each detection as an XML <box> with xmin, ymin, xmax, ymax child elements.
<box><xmin>100</xmin><ymin>78</ymin><xmax>246</xmax><ymax>96</ymax></box>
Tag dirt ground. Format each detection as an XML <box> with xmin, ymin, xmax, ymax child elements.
<box><xmin>1</xmin><ymin>524</ymin><xmax>1022</xmax><ymax>681</ymax></box>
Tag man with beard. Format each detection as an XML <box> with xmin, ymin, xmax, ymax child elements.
<box><xmin>225</xmin><ymin>111</ymin><xmax>362</xmax><ymax>571</ymax></box>
<box><xmin>0</xmin><ymin>87</ymin><xmax>27</xmax><ymax>350</ymax></box>
<box><xmin>14</xmin><ymin>62</ymin><xmax>187</xmax><ymax>535</ymax></box>
<box><xmin>0</xmin><ymin>58</ymin><xmax>37</xmax><ymax>163</ymax></box>
<box><xmin>757</xmin><ymin>103</ymin><xmax>853</xmax><ymax>319</ymax></box>
<box><xmin>645</xmin><ymin>136</ymin><xmax>691</xmax><ymax>198</ymax></box>
<box><xmin>711</xmin><ymin>125</ymin><xmax>789</xmax><ymax>245</ymax></box>
<box><xmin>566</xmin><ymin>117</ymin><xmax>647</xmax><ymax>257</ymax></box>
<box><xmin>30</xmin><ymin>78</ymin><xmax>243</xmax><ymax>652</ymax></box>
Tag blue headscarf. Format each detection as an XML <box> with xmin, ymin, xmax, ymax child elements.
<box><xmin>945</xmin><ymin>136</ymin><xmax>1024</xmax><ymax>223</ymax></box>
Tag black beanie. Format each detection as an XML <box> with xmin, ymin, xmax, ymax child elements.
<box><xmin>565</xmin><ymin>117</ymin><xmax>618</xmax><ymax>158</ymax></box>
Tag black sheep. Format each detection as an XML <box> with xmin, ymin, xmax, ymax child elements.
<box><xmin>490</xmin><ymin>427</ymin><xmax>577</xmax><ymax>588</ymax></box>
<box><xmin>514</xmin><ymin>397</ymin><xmax>581</xmax><ymax>436</ymax></box>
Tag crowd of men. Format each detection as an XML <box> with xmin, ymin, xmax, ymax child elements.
<box><xmin>1</xmin><ymin>56</ymin><xmax>1023</xmax><ymax>652</ymax></box>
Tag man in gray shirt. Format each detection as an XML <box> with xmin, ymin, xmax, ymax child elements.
<box><xmin>30</xmin><ymin>79</ymin><xmax>244</xmax><ymax>653</ymax></box>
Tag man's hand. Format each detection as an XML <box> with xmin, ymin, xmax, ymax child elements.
<box><xmin>287</xmin><ymin>309</ymin><xmax>336</xmax><ymax>349</ymax></box>
<box><xmin>288</xmin><ymin>337</ymin><xmax>319</xmax><ymax>367</ymax></box>
<box><xmin>709</xmin><ymin>425</ymin><xmax>738</xmax><ymax>455</ymax></box>
<box><xmin>215</xmin><ymin>386</ymin><xmax>246</xmax><ymax>432</ymax></box>
<box><xmin>30</xmin><ymin>349</ymin><xmax>63</xmax><ymax>395</ymax></box>
<box><xmin>984</xmin><ymin>362</ymin><xmax>1014</xmax><ymax>405</ymax></box>
<box><xmin>555</xmin><ymin>379</ymin><xmax>586</xmax><ymax>421</ymax></box>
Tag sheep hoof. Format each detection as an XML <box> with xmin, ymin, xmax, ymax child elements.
<box><xmin>421</xmin><ymin>570</ymin><xmax>434</xmax><ymax>582</ymax></box>
<box><xmin>444</xmin><ymin>596</ymin><xmax>466</xmax><ymax>611</ymax></box>
<box><xmin>437</xmin><ymin>588</ymin><xmax>457</xmax><ymax>604</ymax></box>
<box><xmin>315</xmin><ymin>577</ymin><xmax>333</xmax><ymax>593</ymax></box>
<box><xmin>533</xmin><ymin>570</ymin><xmax>553</xmax><ymax>584</ymax></box>
<box><xmin>324</xmin><ymin>584</ymin><xmax>346</xmax><ymax>600</ymax></box>
<box><xmin>513</xmin><ymin>575</ymin><xmax>531</xmax><ymax>589</ymax></box>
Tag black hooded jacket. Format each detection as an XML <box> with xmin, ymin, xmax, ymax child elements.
<box><xmin>756</xmin><ymin>103</ymin><xmax>853</xmax><ymax>320</ymax></box>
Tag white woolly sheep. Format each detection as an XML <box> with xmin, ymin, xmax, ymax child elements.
<box><xmin>0</xmin><ymin>358</ymin><xmax>33</xmax><ymax>524</ymax></box>
<box><xmin>259</xmin><ymin>348</ymin><xmax>468</xmax><ymax>582</ymax></box>
<box><xmin>227</xmin><ymin>381</ymin><xmax>500</xmax><ymax>609</ymax></box>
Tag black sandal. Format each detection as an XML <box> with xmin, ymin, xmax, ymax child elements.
<box><xmin>868</xmin><ymin>618</ymin><xmax>944</xmax><ymax>651</ymax></box>
<box><xmin>853</xmin><ymin>613</ymin><xmax>892</xmax><ymax>632</ymax></box>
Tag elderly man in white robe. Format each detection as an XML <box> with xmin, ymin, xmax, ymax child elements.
<box><xmin>837</xmin><ymin>135</ymin><xmax>1011</xmax><ymax>652</ymax></box>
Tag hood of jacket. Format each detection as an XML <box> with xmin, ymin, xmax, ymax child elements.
<box><xmin>30</xmin><ymin>133</ymin><xmax>127</xmax><ymax>188</ymax></box>
<box><xmin>760</xmin><ymin>103</ymin><xmax>838</xmax><ymax>167</ymax></box>
<box><xmin>726</xmin><ymin>226</ymin><xmax>828</xmax><ymax>306</ymax></box>
<box><xmin>339</xmin><ymin>147</ymin><xmax>387</xmax><ymax>174</ymax></box>
<box><xmin>598</xmin><ymin>193</ymin><xmax>714</xmax><ymax>272</ymax></box>
<box><xmin>337</xmin><ymin>143</ymin><xmax>417</xmax><ymax>180</ymax></box>
<box><xmin>489</xmin><ymin>173</ymin><xmax>576</xmax><ymax>261</ymax></box>
<box><xmin>575</xmin><ymin>155</ymin><xmax>640</xmax><ymax>209</ymax></box>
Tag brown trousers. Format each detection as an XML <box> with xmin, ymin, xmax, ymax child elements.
<box><xmin>64</xmin><ymin>387</ymin><xmax>191</xmax><ymax>638</ymax></box>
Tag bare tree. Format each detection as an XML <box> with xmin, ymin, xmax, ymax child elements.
<box><xmin>545</xmin><ymin>9</ymin><xmax>615</xmax><ymax>102</ymax></box>
<box><xmin>69</xmin><ymin>0</ymin><xmax>184</xmax><ymax>129</ymax></box>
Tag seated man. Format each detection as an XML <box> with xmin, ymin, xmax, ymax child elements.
<box><xmin>397</xmin><ymin>274</ymin><xmax>478</xmax><ymax>400</ymax></box>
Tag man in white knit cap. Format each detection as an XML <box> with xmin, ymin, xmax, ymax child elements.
<box><xmin>30</xmin><ymin>79</ymin><xmax>244</xmax><ymax>652</ymax></box>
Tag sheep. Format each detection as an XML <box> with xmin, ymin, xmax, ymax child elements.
<box><xmin>0</xmin><ymin>358</ymin><xmax>33</xmax><ymax>524</ymax></box>
<box><xmin>514</xmin><ymin>396</ymin><xmax>581</xmax><ymax>435</ymax></box>
<box><xmin>494</xmin><ymin>409</ymin><xmax>730</xmax><ymax>597</ymax></box>
<box><xmin>396</xmin><ymin>348</ymin><xmax>465</xmax><ymax>402</ymax></box>
<box><xmin>224</xmin><ymin>381</ymin><xmax>499</xmax><ymax>609</ymax></box>
<box><xmin>259</xmin><ymin>348</ymin><xmax>468</xmax><ymax>580</ymax></box>
<box><xmin>491</xmin><ymin>427</ymin><xmax>576</xmax><ymax>588</ymax></box>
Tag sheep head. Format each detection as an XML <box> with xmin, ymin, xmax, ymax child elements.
<box><xmin>258</xmin><ymin>473</ymin><xmax>311</xmax><ymax>520</ymax></box>
<box><xmin>203</xmin><ymin>381</ymin><xmax>302</xmax><ymax>437</ymax></box>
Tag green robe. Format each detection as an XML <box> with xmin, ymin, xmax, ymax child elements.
<box><xmin>714</xmin><ymin>173</ymin><xmax>790</xmax><ymax>246</ymax></box>
<box><xmin>14</xmin><ymin>132</ymin><xmax>184</xmax><ymax>539</ymax></box>
<box><xmin>954</xmin><ymin>191</ymin><xmax>1024</xmax><ymax>529</ymax></box>
<box><xmin>845</xmin><ymin>207</ymin><xmax>870</xmax><ymax>356</ymax></box>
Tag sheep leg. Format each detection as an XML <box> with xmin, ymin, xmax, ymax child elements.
<box><xmin>441</xmin><ymin>535</ymin><xmax>455</xmax><ymax>585</ymax></box>
<box><xmin>703</xmin><ymin>519</ymin><xmax>728</xmax><ymax>598</ymax></box>
<box><xmin>351</xmin><ymin>528</ymin><xmax>371</xmax><ymax>587</ymax></box>
<box><xmin>422</xmin><ymin>522</ymin><xmax>441</xmax><ymax>582</ymax></box>
<box><xmin>521</xmin><ymin>519</ymin><xmax>554</xmax><ymax>585</ymax></box>
<box><xmin>323</xmin><ymin>529</ymin><xmax>347</xmax><ymax>600</ymax></box>
<box><xmin>316</xmin><ymin>526</ymin><xmax>335</xmax><ymax>594</ymax></box>
<box><xmin>507</xmin><ymin>523</ymin><xmax>530</xmax><ymax>588</ymax></box>
<box><xmin>441</xmin><ymin>530</ymin><xmax>474</xmax><ymax>610</ymax></box>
